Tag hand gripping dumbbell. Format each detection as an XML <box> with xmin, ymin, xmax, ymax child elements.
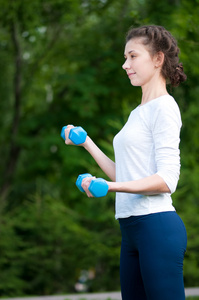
<box><xmin>76</xmin><ymin>173</ymin><xmax>109</xmax><ymax>198</ymax></box>
<box><xmin>60</xmin><ymin>126</ymin><xmax>87</xmax><ymax>145</ymax></box>
<box><xmin>76</xmin><ymin>173</ymin><xmax>92</xmax><ymax>192</ymax></box>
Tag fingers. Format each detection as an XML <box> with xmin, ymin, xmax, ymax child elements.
<box><xmin>64</xmin><ymin>125</ymin><xmax>74</xmax><ymax>145</ymax></box>
<box><xmin>82</xmin><ymin>176</ymin><xmax>96</xmax><ymax>198</ymax></box>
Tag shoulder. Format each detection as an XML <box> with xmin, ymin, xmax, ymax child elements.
<box><xmin>150</xmin><ymin>95</ymin><xmax>180</xmax><ymax>113</ymax></box>
<box><xmin>140</xmin><ymin>95</ymin><xmax>182</xmax><ymax>131</ymax></box>
<box><xmin>157</xmin><ymin>98</ymin><xmax>182</xmax><ymax>134</ymax></box>
<box><xmin>151</xmin><ymin>95</ymin><xmax>181</xmax><ymax>122</ymax></box>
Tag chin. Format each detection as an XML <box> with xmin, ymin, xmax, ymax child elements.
<box><xmin>130</xmin><ymin>78</ymin><xmax>143</xmax><ymax>87</ymax></box>
<box><xmin>130</xmin><ymin>81</ymin><xmax>141</xmax><ymax>87</ymax></box>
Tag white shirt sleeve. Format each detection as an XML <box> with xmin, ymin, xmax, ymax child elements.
<box><xmin>152</xmin><ymin>98</ymin><xmax>182</xmax><ymax>194</ymax></box>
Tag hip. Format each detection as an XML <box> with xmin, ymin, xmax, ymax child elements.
<box><xmin>119</xmin><ymin>211</ymin><xmax>187</xmax><ymax>251</ymax></box>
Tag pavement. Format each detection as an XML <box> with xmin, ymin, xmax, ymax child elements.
<box><xmin>1</xmin><ymin>288</ymin><xmax>199</xmax><ymax>300</ymax></box>
<box><xmin>185</xmin><ymin>288</ymin><xmax>199</xmax><ymax>296</ymax></box>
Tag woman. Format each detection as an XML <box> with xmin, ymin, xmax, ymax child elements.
<box><xmin>64</xmin><ymin>25</ymin><xmax>187</xmax><ymax>300</ymax></box>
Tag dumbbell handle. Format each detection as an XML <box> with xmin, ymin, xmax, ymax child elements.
<box><xmin>76</xmin><ymin>173</ymin><xmax>92</xmax><ymax>192</ymax></box>
<box><xmin>61</xmin><ymin>126</ymin><xmax>87</xmax><ymax>145</ymax></box>
<box><xmin>76</xmin><ymin>173</ymin><xmax>108</xmax><ymax>198</ymax></box>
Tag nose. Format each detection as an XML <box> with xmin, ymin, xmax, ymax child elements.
<box><xmin>122</xmin><ymin>59</ymin><xmax>130</xmax><ymax>70</ymax></box>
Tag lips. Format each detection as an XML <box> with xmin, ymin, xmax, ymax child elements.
<box><xmin>127</xmin><ymin>72</ymin><xmax>136</xmax><ymax>78</ymax></box>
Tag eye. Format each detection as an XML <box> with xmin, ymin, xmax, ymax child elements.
<box><xmin>131</xmin><ymin>55</ymin><xmax>136</xmax><ymax>58</ymax></box>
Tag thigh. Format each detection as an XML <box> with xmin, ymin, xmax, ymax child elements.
<box><xmin>120</xmin><ymin>238</ymin><xmax>147</xmax><ymax>300</ymax></box>
<box><xmin>138</xmin><ymin>212</ymin><xmax>187</xmax><ymax>300</ymax></box>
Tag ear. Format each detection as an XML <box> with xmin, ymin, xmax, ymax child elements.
<box><xmin>154</xmin><ymin>51</ymin><xmax>164</xmax><ymax>68</ymax></box>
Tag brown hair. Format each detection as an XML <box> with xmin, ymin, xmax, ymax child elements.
<box><xmin>125</xmin><ymin>25</ymin><xmax>187</xmax><ymax>87</ymax></box>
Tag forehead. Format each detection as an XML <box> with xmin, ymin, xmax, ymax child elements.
<box><xmin>124</xmin><ymin>38</ymin><xmax>149</xmax><ymax>55</ymax></box>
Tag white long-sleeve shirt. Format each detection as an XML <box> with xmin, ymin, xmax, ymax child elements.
<box><xmin>113</xmin><ymin>95</ymin><xmax>182</xmax><ymax>219</ymax></box>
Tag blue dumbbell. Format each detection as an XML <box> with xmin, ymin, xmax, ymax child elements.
<box><xmin>61</xmin><ymin>126</ymin><xmax>87</xmax><ymax>145</ymax></box>
<box><xmin>76</xmin><ymin>173</ymin><xmax>108</xmax><ymax>197</ymax></box>
<box><xmin>88</xmin><ymin>178</ymin><xmax>109</xmax><ymax>198</ymax></box>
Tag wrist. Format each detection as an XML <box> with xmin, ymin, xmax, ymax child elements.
<box><xmin>108</xmin><ymin>181</ymin><xmax>118</xmax><ymax>192</ymax></box>
<box><xmin>82</xmin><ymin>136</ymin><xmax>92</xmax><ymax>149</ymax></box>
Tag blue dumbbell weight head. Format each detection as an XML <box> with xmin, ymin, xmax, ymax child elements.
<box><xmin>88</xmin><ymin>178</ymin><xmax>109</xmax><ymax>198</ymax></box>
<box><xmin>76</xmin><ymin>173</ymin><xmax>92</xmax><ymax>192</ymax></box>
<box><xmin>60</xmin><ymin>126</ymin><xmax>68</xmax><ymax>140</ymax></box>
<box><xmin>69</xmin><ymin>126</ymin><xmax>87</xmax><ymax>145</ymax></box>
<box><xmin>60</xmin><ymin>126</ymin><xmax>87</xmax><ymax>145</ymax></box>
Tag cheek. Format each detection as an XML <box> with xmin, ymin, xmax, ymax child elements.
<box><xmin>137</xmin><ymin>58</ymin><xmax>155</xmax><ymax>75</ymax></box>
<box><xmin>133</xmin><ymin>57</ymin><xmax>148</xmax><ymax>70</ymax></box>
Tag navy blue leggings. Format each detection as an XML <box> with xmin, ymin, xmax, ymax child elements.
<box><xmin>119</xmin><ymin>211</ymin><xmax>187</xmax><ymax>300</ymax></box>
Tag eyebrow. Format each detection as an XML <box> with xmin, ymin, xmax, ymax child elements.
<box><xmin>124</xmin><ymin>50</ymin><xmax>136</xmax><ymax>57</ymax></box>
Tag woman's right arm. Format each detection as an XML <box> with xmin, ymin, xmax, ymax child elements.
<box><xmin>83</xmin><ymin>136</ymin><xmax>116</xmax><ymax>181</ymax></box>
<box><xmin>64</xmin><ymin>126</ymin><xmax>116</xmax><ymax>181</ymax></box>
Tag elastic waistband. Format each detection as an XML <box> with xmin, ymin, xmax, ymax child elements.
<box><xmin>118</xmin><ymin>211</ymin><xmax>176</xmax><ymax>227</ymax></box>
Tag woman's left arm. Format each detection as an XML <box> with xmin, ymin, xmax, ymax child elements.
<box><xmin>82</xmin><ymin>173</ymin><xmax>170</xmax><ymax>198</ymax></box>
<box><xmin>107</xmin><ymin>174</ymin><xmax>170</xmax><ymax>195</ymax></box>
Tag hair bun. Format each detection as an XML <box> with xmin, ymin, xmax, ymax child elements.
<box><xmin>171</xmin><ymin>63</ymin><xmax>187</xmax><ymax>87</ymax></box>
<box><xmin>176</xmin><ymin>63</ymin><xmax>184</xmax><ymax>72</ymax></box>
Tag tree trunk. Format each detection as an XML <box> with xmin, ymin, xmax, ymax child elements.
<box><xmin>0</xmin><ymin>21</ymin><xmax>22</xmax><ymax>202</ymax></box>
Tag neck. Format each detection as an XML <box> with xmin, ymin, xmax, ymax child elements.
<box><xmin>140</xmin><ymin>76</ymin><xmax>168</xmax><ymax>106</ymax></box>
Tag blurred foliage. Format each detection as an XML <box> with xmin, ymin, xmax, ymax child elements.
<box><xmin>0</xmin><ymin>0</ymin><xmax>199</xmax><ymax>296</ymax></box>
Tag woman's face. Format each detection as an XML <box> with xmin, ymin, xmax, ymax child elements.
<box><xmin>122</xmin><ymin>38</ymin><xmax>161</xmax><ymax>88</ymax></box>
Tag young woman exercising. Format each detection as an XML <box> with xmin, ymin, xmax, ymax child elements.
<box><xmin>64</xmin><ymin>25</ymin><xmax>187</xmax><ymax>300</ymax></box>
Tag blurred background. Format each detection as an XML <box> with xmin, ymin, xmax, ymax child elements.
<box><xmin>0</xmin><ymin>0</ymin><xmax>198</xmax><ymax>297</ymax></box>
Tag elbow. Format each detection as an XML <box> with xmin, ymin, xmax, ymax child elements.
<box><xmin>156</xmin><ymin>170</ymin><xmax>179</xmax><ymax>194</ymax></box>
<box><xmin>163</xmin><ymin>183</ymin><xmax>171</xmax><ymax>194</ymax></box>
<box><xmin>168</xmin><ymin>183</ymin><xmax>177</xmax><ymax>194</ymax></box>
